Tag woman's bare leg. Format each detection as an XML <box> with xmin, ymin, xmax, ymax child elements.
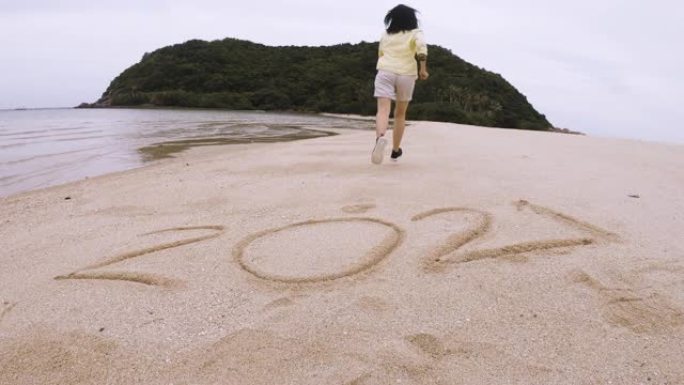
<box><xmin>392</xmin><ymin>101</ymin><xmax>409</xmax><ymax>150</ymax></box>
<box><xmin>376</xmin><ymin>97</ymin><xmax>392</xmax><ymax>138</ymax></box>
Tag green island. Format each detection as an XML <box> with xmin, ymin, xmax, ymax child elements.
<box><xmin>82</xmin><ymin>38</ymin><xmax>552</xmax><ymax>130</ymax></box>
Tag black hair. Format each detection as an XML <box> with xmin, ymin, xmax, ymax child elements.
<box><xmin>384</xmin><ymin>4</ymin><xmax>419</xmax><ymax>34</ymax></box>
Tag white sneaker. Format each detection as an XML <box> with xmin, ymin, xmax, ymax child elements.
<box><xmin>371</xmin><ymin>137</ymin><xmax>388</xmax><ymax>164</ymax></box>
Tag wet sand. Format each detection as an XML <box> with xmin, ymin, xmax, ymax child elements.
<box><xmin>138</xmin><ymin>128</ymin><xmax>336</xmax><ymax>161</ymax></box>
<box><xmin>1</xmin><ymin>121</ymin><xmax>683</xmax><ymax>384</ymax></box>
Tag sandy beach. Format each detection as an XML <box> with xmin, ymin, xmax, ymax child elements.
<box><xmin>1</xmin><ymin>121</ymin><xmax>683</xmax><ymax>384</ymax></box>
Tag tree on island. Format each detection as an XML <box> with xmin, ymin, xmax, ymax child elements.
<box><xmin>84</xmin><ymin>38</ymin><xmax>552</xmax><ymax>130</ymax></box>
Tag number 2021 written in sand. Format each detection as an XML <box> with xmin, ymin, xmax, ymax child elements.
<box><xmin>54</xmin><ymin>200</ymin><xmax>619</xmax><ymax>287</ymax></box>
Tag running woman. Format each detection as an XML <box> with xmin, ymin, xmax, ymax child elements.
<box><xmin>371</xmin><ymin>4</ymin><xmax>429</xmax><ymax>164</ymax></box>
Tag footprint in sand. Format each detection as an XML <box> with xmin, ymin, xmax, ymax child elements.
<box><xmin>0</xmin><ymin>330</ymin><xmax>126</xmax><ymax>385</ymax></box>
<box><xmin>405</xmin><ymin>333</ymin><xmax>448</xmax><ymax>358</ymax></box>
<box><xmin>341</xmin><ymin>204</ymin><xmax>377</xmax><ymax>214</ymax></box>
<box><xmin>0</xmin><ymin>301</ymin><xmax>17</xmax><ymax>324</ymax></box>
<box><xmin>356</xmin><ymin>296</ymin><xmax>391</xmax><ymax>313</ymax></box>
<box><xmin>169</xmin><ymin>328</ymin><xmax>360</xmax><ymax>384</ymax></box>
<box><xmin>346</xmin><ymin>333</ymin><xmax>559</xmax><ymax>384</ymax></box>
<box><xmin>264</xmin><ymin>297</ymin><xmax>296</xmax><ymax>310</ymax></box>
<box><xmin>571</xmin><ymin>270</ymin><xmax>684</xmax><ymax>334</ymax></box>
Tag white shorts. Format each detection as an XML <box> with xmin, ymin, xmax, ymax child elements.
<box><xmin>374</xmin><ymin>70</ymin><xmax>417</xmax><ymax>102</ymax></box>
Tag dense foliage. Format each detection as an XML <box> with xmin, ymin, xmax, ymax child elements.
<box><xmin>92</xmin><ymin>38</ymin><xmax>551</xmax><ymax>130</ymax></box>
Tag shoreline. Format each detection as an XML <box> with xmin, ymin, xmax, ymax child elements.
<box><xmin>0</xmin><ymin>109</ymin><xmax>371</xmax><ymax>199</ymax></box>
<box><xmin>0</xmin><ymin>126</ymin><xmax>355</xmax><ymax>202</ymax></box>
<box><xmin>7</xmin><ymin>106</ymin><xmax>684</xmax><ymax>145</ymax></box>
<box><xmin>2</xmin><ymin>117</ymin><xmax>682</xmax><ymax>201</ymax></box>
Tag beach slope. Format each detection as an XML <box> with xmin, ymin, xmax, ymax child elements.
<box><xmin>1</xmin><ymin>122</ymin><xmax>683</xmax><ymax>384</ymax></box>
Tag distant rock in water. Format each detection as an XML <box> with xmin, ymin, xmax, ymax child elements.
<box><xmin>549</xmin><ymin>127</ymin><xmax>585</xmax><ymax>135</ymax></box>
<box><xmin>84</xmin><ymin>38</ymin><xmax>552</xmax><ymax>130</ymax></box>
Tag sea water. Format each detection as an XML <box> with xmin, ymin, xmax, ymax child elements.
<box><xmin>0</xmin><ymin>108</ymin><xmax>371</xmax><ymax>197</ymax></box>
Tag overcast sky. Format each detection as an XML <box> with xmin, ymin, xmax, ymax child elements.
<box><xmin>1</xmin><ymin>0</ymin><xmax>682</xmax><ymax>142</ymax></box>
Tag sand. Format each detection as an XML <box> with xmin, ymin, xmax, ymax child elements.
<box><xmin>1</xmin><ymin>121</ymin><xmax>683</xmax><ymax>384</ymax></box>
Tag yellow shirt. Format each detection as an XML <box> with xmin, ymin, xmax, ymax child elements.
<box><xmin>377</xmin><ymin>29</ymin><xmax>428</xmax><ymax>76</ymax></box>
